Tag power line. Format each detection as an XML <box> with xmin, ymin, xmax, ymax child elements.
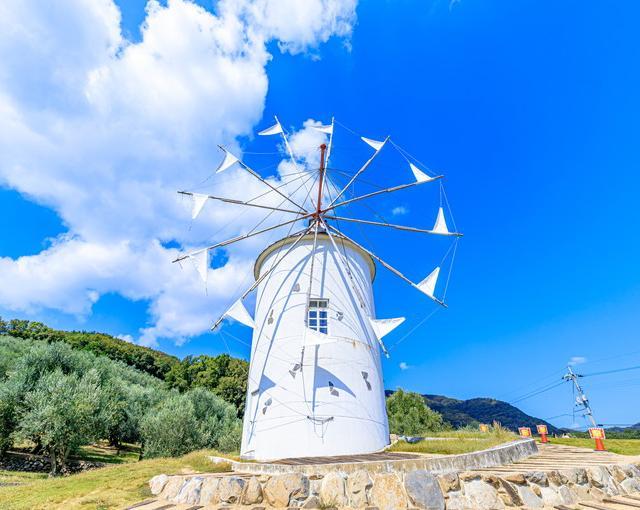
<box><xmin>582</xmin><ymin>364</ymin><xmax>640</xmax><ymax>378</ymax></box>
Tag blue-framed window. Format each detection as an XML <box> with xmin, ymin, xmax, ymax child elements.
<box><xmin>308</xmin><ymin>299</ymin><xmax>329</xmax><ymax>334</ymax></box>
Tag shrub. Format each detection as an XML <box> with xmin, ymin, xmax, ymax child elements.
<box><xmin>140</xmin><ymin>388</ymin><xmax>241</xmax><ymax>459</ymax></box>
<box><xmin>386</xmin><ymin>388</ymin><xmax>445</xmax><ymax>435</ymax></box>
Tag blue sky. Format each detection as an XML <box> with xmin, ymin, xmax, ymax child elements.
<box><xmin>1</xmin><ymin>0</ymin><xmax>639</xmax><ymax>430</ymax></box>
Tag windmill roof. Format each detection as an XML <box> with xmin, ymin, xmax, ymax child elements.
<box><xmin>253</xmin><ymin>231</ymin><xmax>376</xmax><ymax>281</ymax></box>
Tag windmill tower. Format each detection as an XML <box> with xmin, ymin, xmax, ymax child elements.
<box><xmin>174</xmin><ymin>117</ymin><xmax>462</xmax><ymax>461</ymax></box>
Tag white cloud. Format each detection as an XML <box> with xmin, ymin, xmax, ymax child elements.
<box><xmin>391</xmin><ymin>206</ymin><xmax>408</xmax><ymax>216</ymax></box>
<box><xmin>116</xmin><ymin>334</ymin><xmax>134</xmax><ymax>343</ymax></box>
<box><xmin>0</xmin><ymin>0</ymin><xmax>357</xmax><ymax>346</ymax></box>
<box><xmin>568</xmin><ymin>356</ymin><xmax>587</xmax><ymax>366</ymax></box>
<box><xmin>399</xmin><ymin>361</ymin><xmax>411</xmax><ymax>371</ymax></box>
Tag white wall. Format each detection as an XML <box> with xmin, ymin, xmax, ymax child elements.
<box><xmin>240</xmin><ymin>232</ymin><xmax>389</xmax><ymax>460</ymax></box>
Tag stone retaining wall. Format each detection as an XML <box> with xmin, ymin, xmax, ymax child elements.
<box><xmin>230</xmin><ymin>439</ymin><xmax>538</xmax><ymax>476</ymax></box>
<box><xmin>150</xmin><ymin>460</ymin><xmax>640</xmax><ymax>509</ymax></box>
<box><xmin>0</xmin><ymin>451</ymin><xmax>103</xmax><ymax>474</ymax></box>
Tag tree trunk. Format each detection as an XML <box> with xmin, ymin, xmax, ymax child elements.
<box><xmin>49</xmin><ymin>446</ymin><xmax>57</xmax><ymax>476</ymax></box>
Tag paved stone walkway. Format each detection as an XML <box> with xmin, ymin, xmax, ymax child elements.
<box><xmin>475</xmin><ymin>443</ymin><xmax>637</xmax><ymax>474</ymax></box>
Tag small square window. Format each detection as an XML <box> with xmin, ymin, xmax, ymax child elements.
<box><xmin>307</xmin><ymin>298</ymin><xmax>329</xmax><ymax>334</ymax></box>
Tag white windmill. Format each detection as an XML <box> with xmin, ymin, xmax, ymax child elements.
<box><xmin>173</xmin><ymin>116</ymin><xmax>462</xmax><ymax>461</ymax></box>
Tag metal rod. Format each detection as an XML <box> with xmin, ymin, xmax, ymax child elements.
<box><xmin>218</xmin><ymin>144</ymin><xmax>307</xmax><ymax>213</ymax></box>
<box><xmin>325</xmin><ymin>224</ymin><xmax>446</xmax><ymax>307</ymax></box>
<box><xmin>324</xmin><ymin>214</ymin><xmax>463</xmax><ymax>237</ymax></box>
<box><xmin>315</xmin><ymin>144</ymin><xmax>327</xmax><ymax>218</ymax></box>
<box><xmin>327</xmin><ymin>136</ymin><xmax>389</xmax><ymax>207</ymax></box>
<box><xmin>322</xmin><ymin>175</ymin><xmax>443</xmax><ymax>215</ymax></box>
<box><xmin>177</xmin><ymin>191</ymin><xmax>306</xmax><ymax>215</ymax></box>
<box><xmin>172</xmin><ymin>213</ymin><xmax>313</xmax><ymax>264</ymax></box>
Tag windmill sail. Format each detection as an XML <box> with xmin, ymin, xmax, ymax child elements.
<box><xmin>191</xmin><ymin>193</ymin><xmax>208</xmax><ymax>219</ymax></box>
<box><xmin>189</xmin><ymin>249</ymin><xmax>209</xmax><ymax>283</ymax></box>
<box><xmin>409</xmin><ymin>162</ymin><xmax>434</xmax><ymax>183</ymax></box>
<box><xmin>361</xmin><ymin>136</ymin><xmax>386</xmax><ymax>151</ymax></box>
<box><xmin>417</xmin><ymin>266</ymin><xmax>440</xmax><ymax>298</ymax></box>
<box><xmin>258</xmin><ymin>122</ymin><xmax>284</xmax><ymax>136</ymax></box>
<box><xmin>313</xmin><ymin>124</ymin><xmax>333</xmax><ymax>134</ymax></box>
<box><xmin>223</xmin><ymin>299</ymin><xmax>255</xmax><ymax>328</ymax></box>
<box><xmin>432</xmin><ymin>207</ymin><xmax>450</xmax><ymax>234</ymax></box>
<box><xmin>216</xmin><ymin>148</ymin><xmax>239</xmax><ymax>173</ymax></box>
<box><xmin>368</xmin><ymin>317</ymin><xmax>405</xmax><ymax>339</ymax></box>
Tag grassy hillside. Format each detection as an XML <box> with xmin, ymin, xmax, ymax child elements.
<box><xmin>0</xmin><ymin>449</ymin><xmax>232</xmax><ymax>510</ymax></box>
<box><xmin>0</xmin><ymin>318</ymin><xmax>178</xmax><ymax>379</ymax></box>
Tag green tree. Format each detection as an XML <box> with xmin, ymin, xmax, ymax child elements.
<box><xmin>386</xmin><ymin>389</ymin><xmax>445</xmax><ymax>435</ymax></box>
<box><xmin>140</xmin><ymin>388</ymin><xmax>241</xmax><ymax>459</ymax></box>
<box><xmin>16</xmin><ymin>369</ymin><xmax>102</xmax><ymax>474</ymax></box>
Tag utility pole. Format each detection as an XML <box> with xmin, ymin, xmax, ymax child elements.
<box><xmin>563</xmin><ymin>365</ymin><xmax>598</xmax><ymax>427</ymax></box>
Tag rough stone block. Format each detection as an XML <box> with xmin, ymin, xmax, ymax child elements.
<box><xmin>371</xmin><ymin>473</ymin><xmax>408</xmax><ymax>510</ymax></box>
<box><xmin>218</xmin><ymin>476</ymin><xmax>246</xmax><ymax>504</ymax></box>
<box><xmin>496</xmin><ymin>479</ymin><xmax>522</xmax><ymax>507</ymax></box>
<box><xmin>437</xmin><ymin>473</ymin><xmax>460</xmax><ymax>493</ymax></box>
<box><xmin>160</xmin><ymin>475</ymin><xmax>185</xmax><ymax>500</ymax></box>
<box><xmin>149</xmin><ymin>473</ymin><xmax>169</xmax><ymax>495</ymax></box>
<box><xmin>502</xmin><ymin>473</ymin><xmax>525</xmax><ymax>485</ymax></box>
<box><xmin>404</xmin><ymin>470</ymin><xmax>444</xmax><ymax>510</ymax></box>
<box><xmin>242</xmin><ymin>476</ymin><xmax>263</xmax><ymax>505</ymax></box>
<box><xmin>516</xmin><ymin>485</ymin><xmax>543</xmax><ymax>508</ymax></box>
<box><xmin>199</xmin><ymin>476</ymin><xmax>220</xmax><ymax>505</ymax></box>
<box><xmin>175</xmin><ymin>476</ymin><xmax>203</xmax><ymax>504</ymax></box>
<box><xmin>263</xmin><ymin>473</ymin><xmax>309</xmax><ymax>507</ymax></box>
<box><xmin>621</xmin><ymin>477</ymin><xmax>640</xmax><ymax>494</ymax></box>
<box><xmin>463</xmin><ymin>479</ymin><xmax>504</xmax><ymax>509</ymax></box>
<box><xmin>524</xmin><ymin>471</ymin><xmax>547</xmax><ymax>486</ymax></box>
<box><xmin>348</xmin><ymin>469</ymin><xmax>372</xmax><ymax>508</ymax></box>
<box><xmin>320</xmin><ymin>472</ymin><xmax>347</xmax><ymax>507</ymax></box>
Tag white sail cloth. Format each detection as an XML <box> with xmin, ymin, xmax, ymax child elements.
<box><xmin>409</xmin><ymin>162</ymin><xmax>435</xmax><ymax>183</ymax></box>
<box><xmin>190</xmin><ymin>193</ymin><xmax>208</xmax><ymax>219</ymax></box>
<box><xmin>368</xmin><ymin>317</ymin><xmax>405</xmax><ymax>339</ymax></box>
<box><xmin>216</xmin><ymin>148</ymin><xmax>239</xmax><ymax>173</ymax></box>
<box><xmin>417</xmin><ymin>267</ymin><xmax>440</xmax><ymax>298</ymax></box>
<box><xmin>223</xmin><ymin>299</ymin><xmax>255</xmax><ymax>328</ymax></box>
<box><xmin>432</xmin><ymin>207</ymin><xmax>450</xmax><ymax>235</ymax></box>
<box><xmin>313</xmin><ymin>124</ymin><xmax>333</xmax><ymax>134</ymax></box>
<box><xmin>258</xmin><ymin>122</ymin><xmax>284</xmax><ymax>136</ymax></box>
<box><xmin>361</xmin><ymin>136</ymin><xmax>386</xmax><ymax>151</ymax></box>
<box><xmin>189</xmin><ymin>249</ymin><xmax>209</xmax><ymax>283</ymax></box>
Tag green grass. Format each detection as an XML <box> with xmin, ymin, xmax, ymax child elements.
<box><xmin>389</xmin><ymin>424</ymin><xmax>517</xmax><ymax>455</ymax></box>
<box><xmin>388</xmin><ymin>437</ymin><xmax>512</xmax><ymax>455</ymax></box>
<box><xmin>0</xmin><ymin>449</ymin><xmax>233</xmax><ymax>510</ymax></box>
<box><xmin>549</xmin><ymin>437</ymin><xmax>640</xmax><ymax>456</ymax></box>
<box><xmin>73</xmin><ymin>442</ymin><xmax>141</xmax><ymax>465</ymax></box>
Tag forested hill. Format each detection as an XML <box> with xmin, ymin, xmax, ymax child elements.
<box><xmin>0</xmin><ymin>318</ymin><xmax>178</xmax><ymax>379</ymax></box>
<box><xmin>0</xmin><ymin>318</ymin><xmax>250</xmax><ymax>416</ymax></box>
<box><xmin>422</xmin><ymin>394</ymin><xmax>560</xmax><ymax>434</ymax></box>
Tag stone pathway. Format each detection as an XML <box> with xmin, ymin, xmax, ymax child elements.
<box><xmin>271</xmin><ymin>451</ymin><xmax>421</xmax><ymax>465</ymax></box>
<box><xmin>476</xmin><ymin>443</ymin><xmax>635</xmax><ymax>474</ymax></box>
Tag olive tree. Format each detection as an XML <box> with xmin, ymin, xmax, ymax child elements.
<box><xmin>16</xmin><ymin>369</ymin><xmax>102</xmax><ymax>474</ymax></box>
<box><xmin>386</xmin><ymin>388</ymin><xmax>445</xmax><ymax>435</ymax></box>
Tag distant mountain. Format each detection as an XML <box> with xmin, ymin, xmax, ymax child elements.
<box><xmin>606</xmin><ymin>423</ymin><xmax>640</xmax><ymax>433</ymax></box>
<box><xmin>421</xmin><ymin>394</ymin><xmax>560</xmax><ymax>434</ymax></box>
